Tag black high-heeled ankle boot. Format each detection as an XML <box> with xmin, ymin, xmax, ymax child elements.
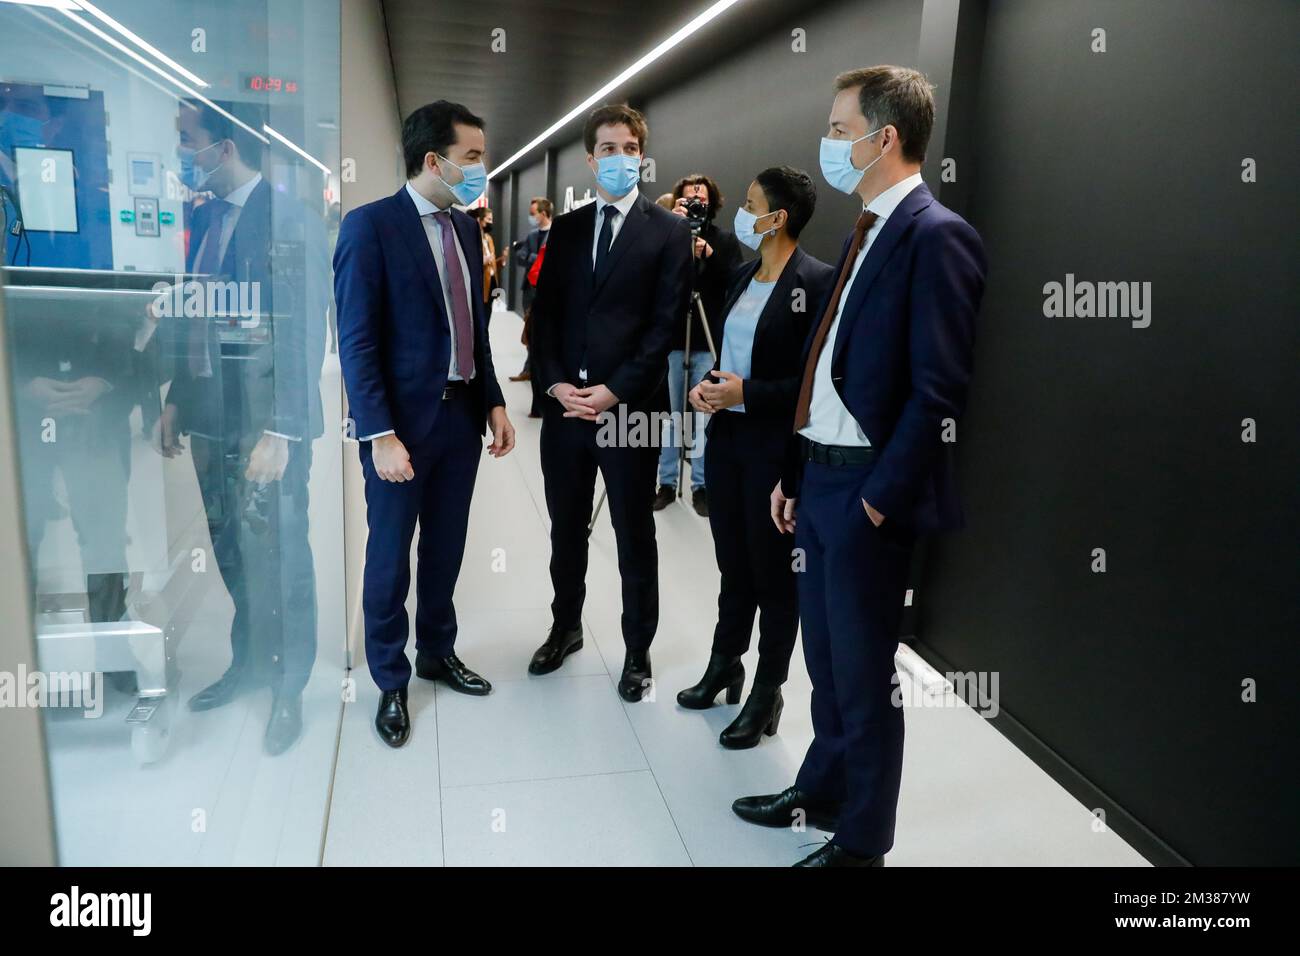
<box><xmin>719</xmin><ymin>682</ymin><xmax>783</xmax><ymax>749</ymax></box>
<box><xmin>676</xmin><ymin>652</ymin><xmax>744</xmax><ymax>710</ymax></box>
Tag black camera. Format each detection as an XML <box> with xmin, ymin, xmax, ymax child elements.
<box><xmin>683</xmin><ymin>197</ymin><xmax>709</xmax><ymax>233</ymax></box>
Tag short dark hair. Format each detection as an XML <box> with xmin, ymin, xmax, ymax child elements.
<box><xmin>835</xmin><ymin>65</ymin><xmax>934</xmax><ymax>164</ymax></box>
<box><xmin>469</xmin><ymin>207</ymin><xmax>491</xmax><ymax>221</ymax></box>
<box><xmin>753</xmin><ymin>166</ymin><xmax>817</xmax><ymax>239</ymax></box>
<box><xmin>529</xmin><ymin>196</ymin><xmax>554</xmax><ymax>218</ymax></box>
<box><xmin>582</xmin><ymin>103</ymin><xmax>648</xmax><ymax>155</ymax></box>
<box><xmin>672</xmin><ymin>173</ymin><xmax>724</xmax><ymax>214</ymax></box>
<box><xmin>402</xmin><ymin>100</ymin><xmax>484</xmax><ymax>179</ymax></box>
<box><xmin>183</xmin><ymin>99</ymin><xmax>265</xmax><ymax>168</ymax></box>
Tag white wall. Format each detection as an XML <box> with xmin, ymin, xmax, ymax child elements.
<box><xmin>339</xmin><ymin>0</ymin><xmax>403</xmax><ymax>663</ymax></box>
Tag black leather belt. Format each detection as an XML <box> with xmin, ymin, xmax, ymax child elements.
<box><xmin>804</xmin><ymin>437</ymin><xmax>876</xmax><ymax>466</ymax></box>
<box><xmin>442</xmin><ymin>380</ymin><xmax>468</xmax><ymax>400</ymax></box>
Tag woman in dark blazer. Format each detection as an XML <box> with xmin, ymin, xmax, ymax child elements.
<box><xmin>677</xmin><ymin>166</ymin><xmax>835</xmax><ymax>748</ymax></box>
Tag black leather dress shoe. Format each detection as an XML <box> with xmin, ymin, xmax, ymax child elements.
<box><xmin>528</xmin><ymin>624</ymin><xmax>583</xmax><ymax>675</ymax></box>
<box><xmin>415</xmin><ymin>652</ymin><xmax>491</xmax><ymax>695</ymax></box>
<box><xmin>692</xmin><ymin>488</ymin><xmax>709</xmax><ymax>517</ymax></box>
<box><xmin>264</xmin><ymin>692</ymin><xmax>303</xmax><ymax>756</ymax></box>
<box><xmin>793</xmin><ymin>843</ymin><xmax>883</xmax><ymax>867</ymax></box>
<box><xmin>188</xmin><ymin>666</ymin><xmax>245</xmax><ymax>712</ymax></box>
<box><xmin>652</xmin><ymin>486</ymin><xmax>675</xmax><ymax>511</ymax></box>
<box><xmin>731</xmin><ymin>785</ymin><xmax>840</xmax><ymax>832</ymax></box>
<box><xmin>375</xmin><ymin>689</ymin><xmax>410</xmax><ymax>748</ymax></box>
<box><xmin>677</xmin><ymin>652</ymin><xmax>744</xmax><ymax>709</ymax></box>
<box><xmin>617</xmin><ymin>650</ymin><xmax>652</xmax><ymax>702</ymax></box>
<box><xmin>719</xmin><ymin>682</ymin><xmax>783</xmax><ymax>749</ymax></box>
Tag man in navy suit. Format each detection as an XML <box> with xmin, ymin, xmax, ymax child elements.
<box><xmin>527</xmin><ymin>103</ymin><xmax>692</xmax><ymax>700</ymax></box>
<box><xmin>733</xmin><ymin>66</ymin><xmax>987</xmax><ymax>865</ymax></box>
<box><xmin>160</xmin><ymin>100</ymin><xmax>325</xmax><ymax>756</ymax></box>
<box><xmin>334</xmin><ymin>101</ymin><xmax>515</xmax><ymax>748</ymax></box>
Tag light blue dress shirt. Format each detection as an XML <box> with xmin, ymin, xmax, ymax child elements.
<box><xmin>718</xmin><ymin>276</ymin><xmax>777</xmax><ymax>413</ymax></box>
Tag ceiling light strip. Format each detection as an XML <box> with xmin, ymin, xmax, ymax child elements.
<box><xmin>60</xmin><ymin>9</ymin><xmax>268</xmax><ymax>144</ymax></box>
<box><xmin>486</xmin><ymin>0</ymin><xmax>745</xmax><ymax>180</ymax></box>
<box><xmin>71</xmin><ymin>0</ymin><xmax>210</xmax><ymax>88</ymax></box>
<box><xmin>263</xmin><ymin>124</ymin><xmax>331</xmax><ymax>175</ymax></box>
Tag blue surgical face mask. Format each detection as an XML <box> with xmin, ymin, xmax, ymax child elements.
<box><xmin>594</xmin><ymin>154</ymin><xmax>641</xmax><ymax>197</ymax></box>
<box><xmin>178</xmin><ymin>140</ymin><xmax>223</xmax><ymax>191</ymax></box>
<box><xmin>528</xmin><ymin>214</ymin><xmax>539</xmax><ymax>228</ymax></box>
<box><xmin>733</xmin><ymin>206</ymin><xmax>781</xmax><ymax>251</ymax></box>
<box><xmin>819</xmin><ymin>127</ymin><xmax>885</xmax><ymax>194</ymax></box>
<box><xmin>437</xmin><ymin>152</ymin><xmax>488</xmax><ymax>205</ymax></box>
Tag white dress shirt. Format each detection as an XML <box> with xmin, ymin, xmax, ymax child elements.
<box><xmin>360</xmin><ymin>183</ymin><xmax>477</xmax><ymax>441</ymax></box>
<box><xmin>591</xmin><ymin>185</ymin><xmax>640</xmax><ymax>266</ymax></box>
<box><xmin>799</xmin><ymin>172</ymin><xmax>925</xmax><ymax>447</ymax></box>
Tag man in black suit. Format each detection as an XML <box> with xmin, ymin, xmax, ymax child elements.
<box><xmin>528</xmin><ymin>103</ymin><xmax>692</xmax><ymax>700</ymax></box>
<box><xmin>159</xmin><ymin>100</ymin><xmax>325</xmax><ymax>755</ymax></box>
<box><xmin>734</xmin><ymin>66</ymin><xmax>987</xmax><ymax>865</ymax></box>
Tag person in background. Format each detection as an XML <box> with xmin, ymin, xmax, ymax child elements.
<box><xmin>528</xmin><ymin>103</ymin><xmax>691</xmax><ymax>701</ymax></box>
<box><xmin>734</xmin><ymin>66</ymin><xmax>987</xmax><ymax>867</ymax></box>
<box><xmin>679</xmin><ymin>166</ymin><xmax>833</xmax><ymax>749</ymax></box>
<box><xmin>334</xmin><ymin>100</ymin><xmax>516</xmax><ymax>748</ymax></box>
<box><xmin>513</xmin><ymin>196</ymin><xmax>553</xmax><ymax>417</ymax></box>
<box><xmin>655</xmin><ymin>192</ymin><xmax>675</xmax><ymax>210</ymax></box>
<box><xmin>654</xmin><ymin>173</ymin><xmax>742</xmax><ymax>517</ymax></box>
<box><xmin>469</xmin><ymin>206</ymin><xmax>506</xmax><ymax>313</ymax></box>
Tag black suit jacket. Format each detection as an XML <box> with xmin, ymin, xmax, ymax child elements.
<box><xmin>709</xmin><ymin>246</ymin><xmax>835</xmax><ymax>444</ymax></box>
<box><xmin>531</xmin><ymin>191</ymin><xmax>692</xmax><ymax>412</ymax></box>
<box><xmin>671</xmin><ymin>220</ymin><xmax>744</xmax><ymax>353</ymax></box>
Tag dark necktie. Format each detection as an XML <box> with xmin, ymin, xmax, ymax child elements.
<box><xmin>432</xmin><ymin>210</ymin><xmax>475</xmax><ymax>381</ymax></box>
<box><xmin>594</xmin><ymin>204</ymin><xmax>618</xmax><ymax>280</ymax></box>
<box><xmin>792</xmin><ymin>208</ymin><xmax>878</xmax><ymax>432</ymax></box>
<box><xmin>189</xmin><ymin>198</ymin><xmax>231</xmax><ymax>377</ymax></box>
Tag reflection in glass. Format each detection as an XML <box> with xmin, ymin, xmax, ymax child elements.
<box><xmin>1</xmin><ymin>0</ymin><xmax>342</xmax><ymax>865</ymax></box>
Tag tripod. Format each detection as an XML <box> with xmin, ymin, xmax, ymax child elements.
<box><xmin>674</xmin><ymin>287</ymin><xmax>717</xmax><ymax>500</ymax></box>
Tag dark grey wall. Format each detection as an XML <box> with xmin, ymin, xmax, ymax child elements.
<box><xmin>918</xmin><ymin>0</ymin><xmax>1300</xmax><ymax>865</ymax></box>
<box><xmin>513</xmin><ymin>0</ymin><xmax>921</xmax><ymax>266</ymax></box>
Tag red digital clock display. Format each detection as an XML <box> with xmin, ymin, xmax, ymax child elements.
<box><xmin>244</xmin><ymin>74</ymin><xmax>299</xmax><ymax>94</ymax></box>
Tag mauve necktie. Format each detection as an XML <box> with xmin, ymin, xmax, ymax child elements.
<box><xmin>432</xmin><ymin>210</ymin><xmax>475</xmax><ymax>381</ymax></box>
<box><xmin>189</xmin><ymin>198</ymin><xmax>231</xmax><ymax>377</ymax></box>
<box><xmin>792</xmin><ymin>208</ymin><xmax>878</xmax><ymax>432</ymax></box>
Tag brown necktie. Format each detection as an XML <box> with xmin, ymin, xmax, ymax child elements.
<box><xmin>792</xmin><ymin>208</ymin><xmax>877</xmax><ymax>432</ymax></box>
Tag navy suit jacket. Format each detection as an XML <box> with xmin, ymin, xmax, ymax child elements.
<box><xmin>782</xmin><ymin>183</ymin><xmax>987</xmax><ymax>534</ymax></box>
<box><xmin>530</xmin><ymin>191</ymin><xmax>692</xmax><ymax>413</ymax></box>
<box><xmin>334</xmin><ymin>186</ymin><xmax>505</xmax><ymax>448</ymax></box>
<box><xmin>170</xmin><ymin>179</ymin><xmax>324</xmax><ymax>442</ymax></box>
<box><xmin>516</xmin><ymin>226</ymin><xmax>548</xmax><ymax>289</ymax></box>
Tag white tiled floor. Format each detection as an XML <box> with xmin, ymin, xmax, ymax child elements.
<box><xmin>322</xmin><ymin>310</ymin><xmax>1150</xmax><ymax>867</ymax></box>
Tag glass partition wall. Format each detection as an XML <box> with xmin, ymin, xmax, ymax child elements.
<box><xmin>0</xmin><ymin>0</ymin><xmax>344</xmax><ymax>864</ymax></box>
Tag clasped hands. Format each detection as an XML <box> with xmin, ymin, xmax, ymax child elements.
<box><xmin>551</xmin><ymin>382</ymin><xmax>618</xmax><ymax>421</ymax></box>
<box><xmin>688</xmin><ymin>370</ymin><xmax>742</xmax><ymax>412</ymax></box>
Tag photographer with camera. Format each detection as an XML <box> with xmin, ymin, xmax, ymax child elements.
<box><xmin>654</xmin><ymin>174</ymin><xmax>743</xmax><ymax>516</ymax></box>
